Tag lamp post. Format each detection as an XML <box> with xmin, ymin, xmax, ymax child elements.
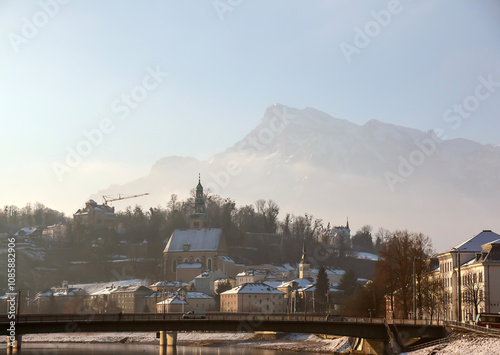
<box><xmin>302</xmin><ymin>289</ymin><xmax>307</xmax><ymax>322</ymax></box>
<box><xmin>177</xmin><ymin>287</ymin><xmax>186</xmax><ymax>314</ymax></box>
<box><xmin>413</xmin><ymin>258</ymin><xmax>417</xmax><ymax>323</ymax></box>
<box><xmin>452</xmin><ymin>248</ymin><xmax>462</xmax><ymax>322</ymax></box>
<box><xmin>457</xmin><ymin>251</ymin><xmax>462</xmax><ymax>322</ymax></box>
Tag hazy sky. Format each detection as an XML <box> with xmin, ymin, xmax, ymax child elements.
<box><xmin>1</xmin><ymin>0</ymin><xmax>499</xmax><ymax>216</ymax></box>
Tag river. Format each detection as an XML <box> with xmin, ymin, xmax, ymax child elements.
<box><xmin>1</xmin><ymin>343</ymin><xmax>327</xmax><ymax>354</ymax></box>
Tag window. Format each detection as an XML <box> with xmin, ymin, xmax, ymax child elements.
<box><xmin>479</xmin><ymin>272</ymin><xmax>483</xmax><ymax>283</ymax></box>
<box><xmin>207</xmin><ymin>258</ymin><xmax>212</xmax><ymax>271</ymax></box>
<box><xmin>172</xmin><ymin>260</ymin><xmax>176</xmax><ymax>272</ymax></box>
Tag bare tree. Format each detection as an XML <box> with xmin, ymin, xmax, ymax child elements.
<box><xmin>463</xmin><ymin>280</ymin><xmax>485</xmax><ymax>321</ymax></box>
<box><xmin>377</xmin><ymin>230</ymin><xmax>433</xmax><ymax>319</ymax></box>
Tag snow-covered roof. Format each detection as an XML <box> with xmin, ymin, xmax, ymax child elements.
<box><xmin>263</xmin><ymin>281</ymin><xmax>283</xmax><ymax>289</ymax></box>
<box><xmin>310</xmin><ymin>268</ymin><xmax>345</xmax><ymax>275</ymax></box>
<box><xmin>151</xmin><ymin>281</ymin><xmax>188</xmax><ymax>287</ymax></box>
<box><xmin>164</xmin><ymin>228</ymin><xmax>223</xmax><ymax>252</ymax></box>
<box><xmin>186</xmin><ymin>292</ymin><xmax>213</xmax><ymax>299</ymax></box>
<box><xmin>219</xmin><ymin>256</ymin><xmax>234</xmax><ymax>263</ymax></box>
<box><xmin>37</xmin><ymin>288</ymin><xmax>88</xmax><ymax>298</ymax></box>
<box><xmin>157</xmin><ymin>295</ymin><xmax>188</xmax><ymax>305</ymax></box>
<box><xmin>222</xmin><ymin>282</ymin><xmax>285</xmax><ymax>295</ymax></box>
<box><xmin>14</xmin><ymin>227</ymin><xmax>38</xmax><ymax>236</ymax></box>
<box><xmin>237</xmin><ymin>269</ymin><xmax>266</xmax><ymax>277</ymax></box>
<box><xmin>112</xmin><ymin>285</ymin><xmax>151</xmax><ymax>293</ymax></box>
<box><xmin>70</xmin><ymin>279</ymin><xmax>150</xmax><ymax>295</ymax></box>
<box><xmin>273</xmin><ymin>263</ymin><xmax>296</xmax><ymax>272</ymax></box>
<box><xmin>449</xmin><ymin>230</ymin><xmax>500</xmax><ymax>253</ymax></box>
<box><xmin>350</xmin><ymin>252</ymin><xmax>379</xmax><ymax>261</ymax></box>
<box><xmin>176</xmin><ymin>263</ymin><xmax>202</xmax><ymax>269</ymax></box>
<box><xmin>292</xmin><ymin>278</ymin><xmax>314</xmax><ymax>289</ymax></box>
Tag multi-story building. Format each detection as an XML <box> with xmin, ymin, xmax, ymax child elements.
<box><xmin>220</xmin><ymin>282</ymin><xmax>286</xmax><ymax>313</ymax></box>
<box><xmin>89</xmin><ymin>284</ymin><xmax>153</xmax><ymax>313</ymax></box>
<box><xmin>436</xmin><ymin>230</ymin><xmax>500</xmax><ymax>321</ymax></box>
<box><xmin>33</xmin><ymin>281</ymin><xmax>88</xmax><ymax>314</ymax></box>
<box><xmin>155</xmin><ymin>292</ymin><xmax>215</xmax><ymax>313</ymax></box>
<box><xmin>236</xmin><ymin>270</ymin><xmax>267</xmax><ymax>286</ymax></box>
<box><xmin>73</xmin><ymin>199</ymin><xmax>115</xmax><ymax>227</ymax></box>
<box><xmin>108</xmin><ymin>285</ymin><xmax>153</xmax><ymax>313</ymax></box>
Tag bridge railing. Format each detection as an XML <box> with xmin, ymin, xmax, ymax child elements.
<box><xmin>1</xmin><ymin>313</ymin><xmax>446</xmax><ymax>326</ymax></box>
<box><xmin>444</xmin><ymin>320</ymin><xmax>500</xmax><ymax>336</ymax></box>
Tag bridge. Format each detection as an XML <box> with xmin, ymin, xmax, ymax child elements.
<box><xmin>1</xmin><ymin>313</ymin><xmax>448</xmax><ymax>354</ymax></box>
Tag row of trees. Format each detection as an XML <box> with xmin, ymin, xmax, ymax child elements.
<box><xmin>0</xmin><ymin>203</ymin><xmax>68</xmax><ymax>233</ymax></box>
<box><xmin>335</xmin><ymin>230</ymin><xmax>485</xmax><ymax>321</ymax></box>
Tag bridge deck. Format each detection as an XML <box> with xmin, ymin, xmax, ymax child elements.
<box><xmin>0</xmin><ymin>313</ymin><xmax>448</xmax><ymax>341</ymax></box>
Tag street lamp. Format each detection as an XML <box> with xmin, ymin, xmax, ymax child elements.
<box><xmin>177</xmin><ymin>287</ymin><xmax>186</xmax><ymax>314</ymax></box>
<box><xmin>451</xmin><ymin>248</ymin><xmax>462</xmax><ymax>322</ymax></box>
<box><xmin>302</xmin><ymin>289</ymin><xmax>307</xmax><ymax>322</ymax></box>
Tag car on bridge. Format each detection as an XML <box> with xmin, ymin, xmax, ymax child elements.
<box><xmin>182</xmin><ymin>310</ymin><xmax>207</xmax><ymax>319</ymax></box>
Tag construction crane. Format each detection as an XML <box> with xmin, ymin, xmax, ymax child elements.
<box><xmin>102</xmin><ymin>193</ymin><xmax>150</xmax><ymax>206</ymax></box>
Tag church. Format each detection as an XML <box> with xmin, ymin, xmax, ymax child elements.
<box><xmin>162</xmin><ymin>177</ymin><xmax>231</xmax><ymax>282</ymax></box>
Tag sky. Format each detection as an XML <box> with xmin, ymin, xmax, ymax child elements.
<box><xmin>1</xmin><ymin>0</ymin><xmax>499</xmax><ymax>219</ymax></box>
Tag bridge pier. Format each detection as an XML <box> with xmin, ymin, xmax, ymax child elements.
<box><xmin>352</xmin><ymin>338</ymin><xmax>395</xmax><ymax>355</ymax></box>
<box><xmin>6</xmin><ymin>334</ymin><xmax>22</xmax><ymax>352</ymax></box>
<box><xmin>159</xmin><ymin>331</ymin><xmax>177</xmax><ymax>348</ymax></box>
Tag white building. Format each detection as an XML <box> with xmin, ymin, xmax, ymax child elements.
<box><xmin>436</xmin><ymin>230</ymin><xmax>500</xmax><ymax>321</ymax></box>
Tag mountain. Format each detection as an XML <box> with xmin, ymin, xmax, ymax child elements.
<box><xmin>91</xmin><ymin>104</ymin><xmax>500</xmax><ymax>252</ymax></box>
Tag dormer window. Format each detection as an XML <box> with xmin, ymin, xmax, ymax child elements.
<box><xmin>183</xmin><ymin>244</ymin><xmax>190</xmax><ymax>251</ymax></box>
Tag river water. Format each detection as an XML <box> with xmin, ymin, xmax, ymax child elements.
<box><xmin>1</xmin><ymin>343</ymin><xmax>327</xmax><ymax>355</ymax></box>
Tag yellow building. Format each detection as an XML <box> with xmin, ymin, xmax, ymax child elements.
<box><xmin>220</xmin><ymin>282</ymin><xmax>286</xmax><ymax>313</ymax></box>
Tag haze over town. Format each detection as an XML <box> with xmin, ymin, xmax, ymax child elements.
<box><xmin>1</xmin><ymin>1</ymin><xmax>500</xmax><ymax>253</ymax></box>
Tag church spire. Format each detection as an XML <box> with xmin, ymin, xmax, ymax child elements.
<box><xmin>299</xmin><ymin>237</ymin><xmax>311</xmax><ymax>279</ymax></box>
<box><xmin>301</xmin><ymin>237</ymin><xmax>308</xmax><ymax>263</ymax></box>
<box><xmin>346</xmin><ymin>217</ymin><xmax>350</xmax><ymax>231</ymax></box>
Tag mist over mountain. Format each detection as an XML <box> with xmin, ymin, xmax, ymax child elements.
<box><xmin>92</xmin><ymin>104</ymin><xmax>500</xmax><ymax>252</ymax></box>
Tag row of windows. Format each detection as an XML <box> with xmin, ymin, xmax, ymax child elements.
<box><xmin>441</xmin><ymin>261</ymin><xmax>453</xmax><ymax>273</ymax></box>
<box><xmin>463</xmin><ymin>272</ymin><xmax>483</xmax><ymax>285</ymax></box>
<box><xmin>172</xmin><ymin>258</ymin><xmax>212</xmax><ymax>272</ymax></box>
<box><xmin>441</xmin><ymin>272</ymin><xmax>484</xmax><ymax>288</ymax></box>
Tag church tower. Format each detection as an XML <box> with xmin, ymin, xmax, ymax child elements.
<box><xmin>190</xmin><ymin>174</ymin><xmax>207</xmax><ymax>229</ymax></box>
<box><xmin>299</xmin><ymin>237</ymin><xmax>311</xmax><ymax>279</ymax></box>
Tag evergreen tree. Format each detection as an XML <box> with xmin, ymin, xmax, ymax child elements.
<box><xmin>339</xmin><ymin>269</ymin><xmax>358</xmax><ymax>297</ymax></box>
<box><xmin>314</xmin><ymin>266</ymin><xmax>329</xmax><ymax>313</ymax></box>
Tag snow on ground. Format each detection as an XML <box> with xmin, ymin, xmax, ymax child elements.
<box><xmin>235</xmin><ymin>334</ymin><xmax>350</xmax><ymax>353</ymax></box>
<box><xmin>351</xmin><ymin>251</ymin><xmax>379</xmax><ymax>261</ymax></box>
<box><xmin>403</xmin><ymin>334</ymin><xmax>500</xmax><ymax>355</ymax></box>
